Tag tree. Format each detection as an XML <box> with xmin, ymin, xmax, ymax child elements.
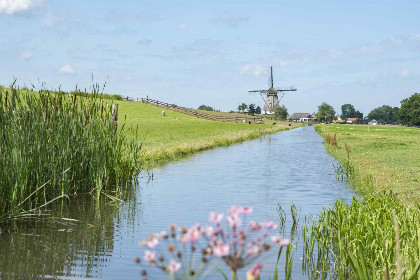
<box><xmin>274</xmin><ymin>104</ymin><xmax>288</xmax><ymax>120</ymax></box>
<box><xmin>341</xmin><ymin>103</ymin><xmax>364</xmax><ymax>120</ymax></box>
<box><xmin>398</xmin><ymin>93</ymin><xmax>420</xmax><ymax>126</ymax></box>
<box><xmin>255</xmin><ymin>106</ymin><xmax>261</xmax><ymax>115</ymax></box>
<box><xmin>367</xmin><ymin>105</ymin><xmax>398</xmax><ymax>124</ymax></box>
<box><xmin>340</xmin><ymin>104</ymin><xmax>356</xmax><ymax>120</ymax></box>
<box><xmin>248</xmin><ymin>104</ymin><xmax>256</xmax><ymax>115</ymax></box>
<box><xmin>237</xmin><ymin>103</ymin><xmax>248</xmax><ymax>113</ymax></box>
<box><xmin>317</xmin><ymin>102</ymin><xmax>336</xmax><ymax>123</ymax></box>
<box><xmin>198</xmin><ymin>105</ymin><xmax>214</xmax><ymax>111</ymax></box>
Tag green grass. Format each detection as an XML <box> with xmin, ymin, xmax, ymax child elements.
<box><xmin>315</xmin><ymin>124</ymin><xmax>420</xmax><ymax>205</ymax></box>
<box><xmin>114</xmin><ymin>100</ymin><xmax>301</xmax><ymax>168</ymax></box>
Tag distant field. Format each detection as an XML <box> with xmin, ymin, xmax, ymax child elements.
<box><xmin>116</xmin><ymin>100</ymin><xmax>301</xmax><ymax>168</ymax></box>
<box><xmin>316</xmin><ymin>124</ymin><xmax>420</xmax><ymax>204</ymax></box>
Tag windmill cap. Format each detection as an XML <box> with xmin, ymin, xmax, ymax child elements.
<box><xmin>267</xmin><ymin>87</ymin><xmax>277</xmax><ymax>94</ymax></box>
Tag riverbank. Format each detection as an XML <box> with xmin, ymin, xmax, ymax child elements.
<box><xmin>315</xmin><ymin>124</ymin><xmax>420</xmax><ymax>205</ymax></box>
<box><xmin>308</xmin><ymin>124</ymin><xmax>420</xmax><ymax>279</ymax></box>
<box><xmin>116</xmin><ymin>100</ymin><xmax>302</xmax><ymax>169</ymax></box>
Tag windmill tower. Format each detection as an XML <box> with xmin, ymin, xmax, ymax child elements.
<box><xmin>248</xmin><ymin>66</ymin><xmax>297</xmax><ymax>114</ymax></box>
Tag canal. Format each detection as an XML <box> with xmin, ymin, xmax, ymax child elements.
<box><xmin>0</xmin><ymin>126</ymin><xmax>356</xmax><ymax>279</ymax></box>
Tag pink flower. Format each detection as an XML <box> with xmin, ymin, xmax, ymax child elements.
<box><xmin>249</xmin><ymin>220</ymin><xmax>262</xmax><ymax>231</ymax></box>
<box><xmin>180</xmin><ymin>227</ymin><xmax>201</xmax><ymax>243</ymax></box>
<box><xmin>213</xmin><ymin>242</ymin><xmax>230</xmax><ymax>257</ymax></box>
<box><xmin>246</xmin><ymin>244</ymin><xmax>260</xmax><ymax>255</ymax></box>
<box><xmin>187</xmin><ymin>228</ymin><xmax>201</xmax><ymax>242</ymax></box>
<box><xmin>209</xmin><ymin>212</ymin><xmax>224</xmax><ymax>225</ymax></box>
<box><xmin>271</xmin><ymin>235</ymin><xmax>281</xmax><ymax>246</ymax></box>
<box><xmin>229</xmin><ymin>205</ymin><xmax>240</xmax><ymax>214</ymax></box>
<box><xmin>227</xmin><ymin>214</ymin><xmax>242</xmax><ymax>229</ymax></box>
<box><xmin>271</xmin><ymin>236</ymin><xmax>291</xmax><ymax>247</ymax></box>
<box><xmin>167</xmin><ymin>259</ymin><xmax>181</xmax><ymax>272</ymax></box>
<box><xmin>265</xmin><ymin>221</ymin><xmax>277</xmax><ymax>230</ymax></box>
<box><xmin>239</xmin><ymin>207</ymin><xmax>253</xmax><ymax>215</ymax></box>
<box><xmin>203</xmin><ymin>226</ymin><xmax>215</xmax><ymax>237</ymax></box>
<box><xmin>147</xmin><ymin>237</ymin><xmax>159</xmax><ymax>248</ymax></box>
<box><xmin>279</xmin><ymin>238</ymin><xmax>291</xmax><ymax>247</ymax></box>
<box><xmin>144</xmin><ymin>250</ymin><xmax>156</xmax><ymax>263</ymax></box>
<box><xmin>158</xmin><ymin>231</ymin><xmax>168</xmax><ymax>238</ymax></box>
<box><xmin>248</xmin><ymin>263</ymin><xmax>263</xmax><ymax>277</ymax></box>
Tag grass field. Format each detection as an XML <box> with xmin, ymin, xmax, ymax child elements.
<box><xmin>115</xmin><ymin>100</ymin><xmax>301</xmax><ymax>168</ymax></box>
<box><xmin>315</xmin><ymin>124</ymin><xmax>420</xmax><ymax>205</ymax></box>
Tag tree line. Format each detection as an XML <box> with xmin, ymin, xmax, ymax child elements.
<box><xmin>317</xmin><ymin>92</ymin><xmax>420</xmax><ymax>126</ymax></box>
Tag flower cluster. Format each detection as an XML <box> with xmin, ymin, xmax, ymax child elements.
<box><xmin>136</xmin><ymin>206</ymin><xmax>290</xmax><ymax>280</ymax></box>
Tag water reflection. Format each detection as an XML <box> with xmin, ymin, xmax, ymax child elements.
<box><xmin>0</xmin><ymin>196</ymin><xmax>132</xmax><ymax>279</ymax></box>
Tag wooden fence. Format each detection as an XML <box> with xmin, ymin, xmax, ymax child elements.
<box><xmin>139</xmin><ymin>97</ymin><xmax>264</xmax><ymax>124</ymax></box>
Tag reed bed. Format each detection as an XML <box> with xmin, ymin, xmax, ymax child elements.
<box><xmin>0</xmin><ymin>83</ymin><xmax>142</xmax><ymax>222</ymax></box>
<box><xmin>303</xmin><ymin>193</ymin><xmax>420</xmax><ymax>279</ymax></box>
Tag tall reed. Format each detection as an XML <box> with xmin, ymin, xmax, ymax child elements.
<box><xmin>0</xmin><ymin>82</ymin><xmax>142</xmax><ymax>221</ymax></box>
<box><xmin>303</xmin><ymin>192</ymin><xmax>420</xmax><ymax>279</ymax></box>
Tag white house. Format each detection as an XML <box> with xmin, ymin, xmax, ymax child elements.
<box><xmin>290</xmin><ymin>112</ymin><xmax>311</xmax><ymax>122</ymax></box>
<box><xmin>299</xmin><ymin>117</ymin><xmax>311</xmax><ymax>123</ymax></box>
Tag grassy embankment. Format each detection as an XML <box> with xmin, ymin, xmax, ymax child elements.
<box><xmin>115</xmin><ymin>100</ymin><xmax>301</xmax><ymax>169</ymax></box>
<box><xmin>302</xmin><ymin>124</ymin><xmax>420</xmax><ymax>279</ymax></box>
<box><xmin>315</xmin><ymin>124</ymin><xmax>420</xmax><ymax>205</ymax></box>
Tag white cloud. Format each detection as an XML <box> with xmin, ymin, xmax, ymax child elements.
<box><xmin>178</xmin><ymin>23</ymin><xmax>188</xmax><ymax>29</ymax></box>
<box><xmin>125</xmin><ymin>76</ymin><xmax>131</xmax><ymax>81</ymax></box>
<box><xmin>59</xmin><ymin>64</ymin><xmax>75</xmax><ymax>75</ymax></box>
<box><xmin>400</xmin><ymin>69</ymin><xmax>409</xmax><ymax>77</ymax></box>
<box><xmin>240</xmin><ymin>64</ymin><xmax>264</xmax><ymax>77</ymax></box>
<box><xmin>0</xmin><ymin>0</ymin><xmax>42</xmax><ymax>15</ymax></box>
<box><xmin>240</xmin><ymin>64</ymin><xmax>250</xmax><ymax>74</ymax></box>
<box><xmin>411</xmin><ymin>33</ymin><xmax>420</xmax><ymax>40</ymax></box>
<box><xmin>20</xmin><ymin>50</ymin><xmax>32</xmax><ymax>59</ymax></box>
<box><xmin>390</xmin><ymin>37</ymin><xmax>403</xmax><ymax>46</ymax></box>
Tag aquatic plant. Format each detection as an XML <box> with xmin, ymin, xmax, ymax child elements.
<box><xmin>303</xmin><ymin>192</ymin><xmax>420</xmax><ymax>279</ymax></box>
<box><xmin>136</xmin><ymin>206</ymin><xmax>292</xmax><ymax>280</ymax></box>
<box><xmin>0</xmin><ymin>82</ymin><xmax>142</xmax><ymax>222</ymax></box>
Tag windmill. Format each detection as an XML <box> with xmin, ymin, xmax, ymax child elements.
<box><xmin>248</xmin><ymin>66</ymin><xmax>297</xmax><ymax>114</ymax></box>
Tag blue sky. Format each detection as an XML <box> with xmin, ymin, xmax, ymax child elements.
<box><xmin>1</xmin><ymin>0</ymin><xmax>419</xmax><ymax>115</ymax></box>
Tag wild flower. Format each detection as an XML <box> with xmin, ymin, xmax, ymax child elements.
<box><xmin>246</xmin><ymin>263</ymin><xmax>263</xmax><ymax>280</ymax></box>
<box><xmin>136</xmin><ymin>206</ymin><xmax>291</xmax><ymax>280</ymax></box>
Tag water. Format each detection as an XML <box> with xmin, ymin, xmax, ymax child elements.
<box><xmin>0</xmin><ymin>126</ymin><xmax>356</xmax><ymax>279</ymax></box>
